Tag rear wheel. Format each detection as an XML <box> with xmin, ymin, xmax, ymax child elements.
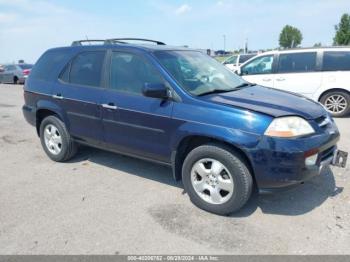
<box><xmin>182</xmin><ymin>144</ymin><xmax>253</xmax><ymax>215</ymax></box>
<box><xmin>39</xmin><ymin>116</ymin><xmax>77</xmax><ymax>162</ymax></box>
<box><xmin>320</xmin><ymin>91</ymin><xmax>350</xmax><ymax>117</ymax></box>
<box><xmin>13</xmin><ymin>76</ymin><xmax>18</xmax><ymax>85</ymax></box>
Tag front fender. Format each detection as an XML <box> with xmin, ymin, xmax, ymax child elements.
<box><xmin>169</xmin><ymin>121</ymin><xmax>263</xmax><ymax>181</ymax></box>
<box><xmin>170</xmin><ymin>121</ymin><xmax>262</xmax><ymax>154</ymax></box>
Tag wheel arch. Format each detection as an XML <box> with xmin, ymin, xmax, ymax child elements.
<box><xmin>318</xmin><ymin>88</ymin><xmax>350</xmax><ymax>102</ymax></box>
<box><xmin>171</xmin><ymin>135</ymin><xmax>256</xmax><ymax>184</ymax></box>
<box><xmin>35</xmin><ymin>101</ymin><xmax>68</xmax><ymax>136</ymax></box>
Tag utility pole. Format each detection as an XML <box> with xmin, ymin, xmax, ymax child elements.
<box><xmin>223</xmin><ymin>34</ymin><xmax>226</xmax><ymax>53</ymax></box>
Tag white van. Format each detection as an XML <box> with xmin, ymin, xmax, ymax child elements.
<box><xmin>238</xmin><ymin>47</ymin><xmax>350</xmax><ymax>117</ymax></box>
<box><xmin>223</xmin><ymin>53</ymin><xmax>257</xmax><ymax>72</ymax></box>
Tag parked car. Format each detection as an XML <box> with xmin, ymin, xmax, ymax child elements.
<box><xmin>22</xmin><ymin>39</ymin><xmax>347</xmax><ymax>215</ymax></box>
<box><xmin>223</xmin><ymin>53</ymin><xmax>257</xmax><ymax>72</ymax></box>
<box><xmin>237</xmin><ymin>47</ymin><xmax>350</xmax><ymax>117</ymax></box>
<box><xmin>215</xmin><ymin>50</ymin><xmax>231</xmax><ymax>56</ymax></box>
<box><xmin>0</xmin><ymin>63</ymin><xmax>33</xmax><ymax>84</ymax></box>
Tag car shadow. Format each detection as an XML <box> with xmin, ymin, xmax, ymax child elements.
<box><xmin>68</xmin><ymin>145</ymin><xmax>182</xmax><ymax>189</ymax></box>
<box><xmin>69</xmin><ymin>146</ymin><xmax>343</xmax><ymax>217</ymax></box>
<box><xmin>232</xmin><ymin>166</ymin><xmax>343</xmax><ymax>217</ymax></box>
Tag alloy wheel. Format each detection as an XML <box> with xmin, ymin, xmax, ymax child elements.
<box><xmin>190</xmin><ymin>158</ymin><xmax>234</xmax><ymax>205</ymax></box>
<box><xmin>324</xmin><ymin>94</ymin><xmax>348</xmax><ymax>114</ymax></box>
<box><xmin>43</xmin><ymin>124</ymin><xmax>62</xmax><ymax>155</ymax></box>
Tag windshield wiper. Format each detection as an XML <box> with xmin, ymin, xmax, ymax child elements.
<box><xmin>197</xmin><ymin>83</ymin><xmax>256</xmax><ymax>96</ymax></box>
<box><xmin>233</xmin><ymin>82</ymin><xmax>256</xmax><ymax>89</ymax></box>
<box><xmin>198</xmin><ymin>89</ymin><xmax>235</xmax><ymax>96</ymax></box>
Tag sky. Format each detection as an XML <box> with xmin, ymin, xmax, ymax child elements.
<box><xmin>0</xmin><ymin>0</ymin><xmax>349</xmax><ymax>63</ymax></box>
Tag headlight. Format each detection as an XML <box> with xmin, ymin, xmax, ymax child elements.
<box><xmin>265</xmin><ymin>116</ymin><xmax>315</xmax><ymax>138</ymax></box>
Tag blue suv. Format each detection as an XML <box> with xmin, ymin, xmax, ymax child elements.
<box><xmin>23</xmin><ymin>38</ymin><xmax>347</xmax><ymax>215</ymax></box>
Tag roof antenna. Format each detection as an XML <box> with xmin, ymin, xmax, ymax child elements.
<box><xmin>85</xmin><ymin>35</ymin><xmax>90</xmax><ymax>45</ymax></box>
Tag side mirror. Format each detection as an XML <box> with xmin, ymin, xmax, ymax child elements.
<box><xmin>142</xmin><ymin>83</ymin><xmax>169</xmax><ymax>99</ymax></box>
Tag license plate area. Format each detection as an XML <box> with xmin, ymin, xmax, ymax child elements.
<box><xmin>332</xmin><ymin>150</ymin><xmax>348</xmax><ymax>168</ymax></box>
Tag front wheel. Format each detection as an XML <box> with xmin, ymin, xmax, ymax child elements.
<box><xmin>320</xmin><ymin>91</ymin><xmax>350</xmax><ymax>117</ymax></box>
<box><xmin>182</xmin><ymin>144</ymin><xmax>253</xmax><ymax>215</ymax></box>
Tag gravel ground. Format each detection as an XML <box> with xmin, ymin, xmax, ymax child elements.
<box><xmin>0</xmin><ymin>84</ymin><xmax>349</xmax><ymax>255</ymax></box>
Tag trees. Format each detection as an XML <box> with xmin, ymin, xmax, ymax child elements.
<box><xmin>279</xmin><ymin>25</ymin><xmax>303</xmax><ymax>48</ymax></box>
<box><xmin>333</xmin><ymin>13</ymin><xmax>350</xmax><ymax>45</ymax></box>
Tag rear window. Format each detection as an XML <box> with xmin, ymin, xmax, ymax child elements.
<box><xmin>30</xmin><ymin>50</ymin><xmax>69</xmax><ymax>81</ymax></box>
<box><xmin>67</xmin><ymin>51</ymin><xmax>105</xmax><ymax>87</ymax></box>
<box><xmin>5</xmin><ymin>65</ymin><xmax>16</xmax><ymax>71</ymax></box>
<box><xmin>18</xmin><ymin>64</ymin><xmax>33</xmax><ymax>70</ymax></box>
<box><xmin>239</xmin><ymin>54</ymin><xmax>256</xmax><ymax>64</ymax></box>
<box><xmin>323</xmin><ymin>51</ymin><xmax>350</xmax><ymax>71</ymax></box>
<box><xmin>277</xmin><ymin>52</ymin><xmax>317</xmax><ymax>73</ymax></box>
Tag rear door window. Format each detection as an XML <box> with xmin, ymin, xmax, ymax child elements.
<box><xmin>69</xmin><ymin>51</ymin><xmax>106</xmax><ymax>87</ymax></box>
<box><xmin>323</xmin><ymin>51</ymin><xmax>350</xmax><ymax>71</ymax></box>
<box><xmin>277</xmin><ymin>52</ymin><xmax>317</xmax><ymax>73</ymax></box>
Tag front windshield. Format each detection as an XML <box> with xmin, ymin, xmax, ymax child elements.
<box><xmin>154</xmin><ymin>51</ymin><xmax>245</xmax><ymax>96</ymax></box>
<box><xmin>224</xmin><ymin>55</ymin><xmax>238</xmax><ymax>64</ymax></box>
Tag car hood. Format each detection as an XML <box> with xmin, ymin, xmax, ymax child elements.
<box><xmin>200</xmin><ymin>85</ymin><xmax>325</xmax><ymax>119</ymax></box>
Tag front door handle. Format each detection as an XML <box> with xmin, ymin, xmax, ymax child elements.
<box><xmin>52</xmin><ymin>94</ymin><xmax>63</xmax><ymax>99</ymax></box>
<box><xmin>101</xmin><ymin>103</ymin><xmax>118</xmax><ymax>110</ymax></box>
<box><xmin>262</xmin><ymin>78</ymin><xmax>271</xmax><ymax>82</ymax></box>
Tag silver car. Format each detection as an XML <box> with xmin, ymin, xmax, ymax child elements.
<box><xmin>0</xmin><ymin>64</ymin><xmax>33</xmax><ymax>84</ymax></box>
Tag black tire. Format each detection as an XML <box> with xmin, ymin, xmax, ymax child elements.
<box><xmin>39</xmin><ymin>115</ymin><xmax>77</xmax><ymax>162</ymax></box>
<box><xmin>182</xmin><ymin>144</ymin><xmax>253</xmax><ymax>215</ymax></box>
<box><xmin>320</xmin><ymin>91</ymin><xmax>350</xmax><ymax>117</ymax></box>
<box><xmin>13</xmin><ymin>76</ymin><xmax>18</xmax><ymax>85</ymax></box>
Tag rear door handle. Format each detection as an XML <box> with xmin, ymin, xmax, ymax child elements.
<box><xmin>101</xmin><ymin>103</ymin><xmax>118</xmax><ymax>110</ymax></box>
<box><xmin>276</xmin><ymin>78</ymin><xmax>285</xmax><ymax>81</ymax></box>
<box><xmin>262</xmin><ymin>78</ymin><xmax>271</xmax><ymax>81</ymax></box>
<box><xmin>52</xmin><ymin>94</ymin><xmax>63</xmax><ymax>99</ymax></box>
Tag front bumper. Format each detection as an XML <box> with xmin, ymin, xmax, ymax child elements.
<box><xmin>249</xmin><ymin>123</ymin><xmax>342</xmax><ymax>190</ymax></box>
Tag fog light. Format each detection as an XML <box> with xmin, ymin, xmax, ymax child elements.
<box><xmin>305</xmin><ymin>154</ymin><xmax>318</xmax><ymax>166</ymax></box>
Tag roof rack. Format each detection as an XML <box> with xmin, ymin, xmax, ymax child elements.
<box><xmin>71</xmin><ymin>40</ymin><xmax>106</xmax><ymax>46</ymax></box>
<box><xmin>71</xmin><ymin>38</ymin><xmax>166</xmax><ymax>47</ymax></box>
<box><xmin>104</xmin><ymin>38</ymin><xmax>166</xmax><ymax>45</ymax></box>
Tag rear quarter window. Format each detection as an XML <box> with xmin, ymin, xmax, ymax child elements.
<box><xmin>30</xmin><ymin>50</ymin><xmax>70</xmax><ymax>81</ymax></box>
<box><xmin>323</xmin><ymin>51</ymin><xmax>350</xmax><ymax>71</ymax></box>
